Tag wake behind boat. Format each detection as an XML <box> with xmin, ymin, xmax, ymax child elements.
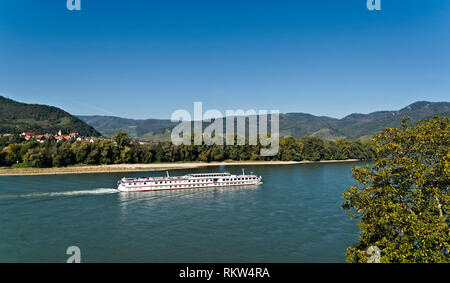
<box><xmin>117</xmin><ymin>169</ymin><xmax>262</xmax><ymax>192</ymax></box>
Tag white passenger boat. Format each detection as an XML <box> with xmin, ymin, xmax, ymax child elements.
<box><xmin>117</xmin><ymin>169</ymin><xmax>262</xmax><ymax>192</ymax></box>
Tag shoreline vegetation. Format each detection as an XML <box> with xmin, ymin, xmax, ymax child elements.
<box><xmin>0</xmin><ymin>132</ymin><xmax>378</xmax><ymax>176</ymax></box>
<box><xmin>0</xmin><ymin>159</ymin><xmax>361</xmax><ymax>176</ymax></box>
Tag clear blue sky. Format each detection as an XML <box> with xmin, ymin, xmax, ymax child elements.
<box><xmin>0</xmin><ymin>0</ymin><xmax>449</xmax><ymax>119</ymax></box>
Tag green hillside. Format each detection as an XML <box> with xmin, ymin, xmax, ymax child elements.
<box><xmin>0</xmin><ymin>96</ymin><xmax>102</xmax><ymax>136</ymax></box>
<box><xmin>78</xmin><ymin>115</ymin><xmax>177</xmax><ymax>140</ymax></box>
<box><xmin>335</xmin><ymin>101</ymin><xmax>450</xmax><ymax>139</ymax></box>
<box><xmin>79</xmin><ymin>101</ymin><xmax>450</xmax><ymax>141</ymax></box>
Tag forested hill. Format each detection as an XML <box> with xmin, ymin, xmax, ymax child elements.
<box><xmin>77</xmin><ymin>115</ymin><xmax>177</xmax><ymax>140</ymax></box>
<box><xmin>0</xmin><ymin>96</ymin><xmax>102</xmax><ymax>136</ymax></box>
<box><xmin>79</xmin><ymin>101</ymin><xmax>450</xmax><ymax>141</ymax></box>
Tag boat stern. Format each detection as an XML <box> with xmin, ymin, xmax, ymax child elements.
<box><xmin>117</xmin><ymin>178</ymin><xmax>127</xmax><ymax>192</ymax></box>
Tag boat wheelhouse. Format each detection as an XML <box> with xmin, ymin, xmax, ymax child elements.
<box><xmin>117</xmin><ymin>170</ymin><xmax>262</xmax><ymax>192</ymax></box>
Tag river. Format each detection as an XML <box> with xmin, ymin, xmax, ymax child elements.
<box><xmin>0</xmin><ymin>161</ymin><xmax>368</xmax><ymax>262</ymax></box>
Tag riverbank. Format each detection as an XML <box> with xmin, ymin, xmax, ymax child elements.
<box><xmin>0</xmin><ymin>159</ymin><xmax>361</xmax><ymax>176</ymax></box>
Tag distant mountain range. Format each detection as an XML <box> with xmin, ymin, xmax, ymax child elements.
<box><xmin>77</xmin><ymin>115</ymin><xmax>178</xmax><ymax>141</ymax></box>
<box><xmin>1</xmin><ymin>96</ymin><xmax>448</xmax><ymax>141</ymax></box>
<box><xmin>0</xmin><ymin>96</ymin><xmax>101</xmax><ymax>137</ymax></box>
<box><xmin>79</xmin><ymin>101</ymin><xmax>450</xmax><ymax>141</ymax></box>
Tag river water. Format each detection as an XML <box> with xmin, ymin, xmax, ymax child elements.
<box><xmin>0</xmin><ymin>162</ymin><xmax>367</xmax><ymax>262</ymax></box>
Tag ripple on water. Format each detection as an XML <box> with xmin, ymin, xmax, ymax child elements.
<box><xmin>0</xmin><ymin>162</ymin><xmax>366</xmax><ymax>262</ymax></box>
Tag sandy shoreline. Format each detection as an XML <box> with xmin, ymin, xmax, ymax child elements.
<box><xmin>0</xmin><ymin>159</ymin><xmax>362</xmax><ymax>176</ymax></box>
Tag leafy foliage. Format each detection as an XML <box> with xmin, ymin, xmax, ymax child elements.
<box><xmin>342</xmin><ymin>116</ymin><xmax>449</xmax><ymax>263</ymax></box>
<box><xmin>0</xmin><ymin>133</ymin><xmax>377</xmax><ymax>168</ymax></box>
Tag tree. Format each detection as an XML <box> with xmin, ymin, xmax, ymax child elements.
<box><xmin>3</xmin><ymin>144</ymin><xmax>23</xmax><ymax>165</ymax></box>
<box><xmin>138</xmin><ymin>145</ymin><xmax>154</xmax><ymax>163</ymax></box>
<box><xmin>71</xmin><ymin>141</ymin><xmax>91</xmax><ymax>164</ymax></box>
<box><xmin>334</xmin><ymin>139</ymin><xmax>352</xmax><ymax>160</ymax></box>
<box><xmin>98</xmin><ymin>140</ymin><xmax>118</xmax><ymax>164</ymax></box>
<box><xmin>342</xmin><ymin>116</ymin><xmax>449</xmax><ymax>263</ymax></box>
<box><xmin>120</xmin><ymin>146</ymin><xmax>133</xmax><ymax>163</ymax></box>
<box><xmin>301</xmin><ymin>136</ymin><xmax>326</xmax><ymax>161</ymax></box>
<box><xmin>24</xmin><ymin>148</ymin><xmax>52</xmax><ymax>168</ymax></box>
<box><xmin>360</xmin><ymin>139</ymin><xmax>378</xmax><ymax>160</ymax></box>
<box><xmin>278</xmin><ymin>137</ymin><xmax>303</xmax><ymax>161</ymax></box>
<box><xmin>52</xmin><ymin>142</ymin><xmax>75</xmax><ymax>167</ymax></box>
<box><xmin>113</xmin><ymin>132</ymin><xmax>130</xmax><ymax>149</ymax></box>
<box><xmin>85</xmin><ymin>142</ymin><xmax>101</xmax><ymax>164</ymax></box>
<box><xmin>209</xmin><ymin>145</ymin><xmax>225</xmax><ymax>161</ymax></box>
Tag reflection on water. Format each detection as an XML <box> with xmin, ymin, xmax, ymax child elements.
<box><xmin>118</xmin><ymin>186</ymin><xmax>259</xmax><ymax>212</ymax></box>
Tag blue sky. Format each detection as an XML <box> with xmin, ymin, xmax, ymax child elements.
<box><xmin>0</xmin><ymin>0</ymin><xmax>449</xmax><ymax>119</ymax></box>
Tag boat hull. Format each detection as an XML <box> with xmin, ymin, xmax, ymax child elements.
<box><xmin>117</xmin><ymin>181</ymin><xmax>262</xmax><ymax>192</ymax></box>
